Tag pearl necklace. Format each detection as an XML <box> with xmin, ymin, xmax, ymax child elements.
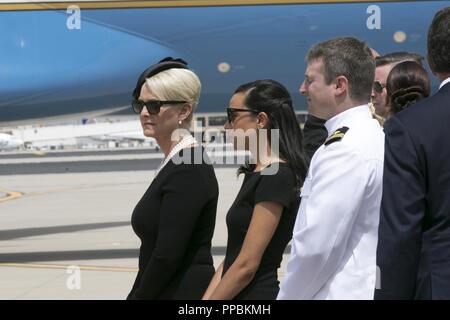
<box><xmin>154</xmin><ymin>134</ymin><xmax>198</xmax><ymax>177</ymax></box>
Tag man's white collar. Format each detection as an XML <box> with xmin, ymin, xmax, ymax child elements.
<box><xmin>439</xmin><ymin>77</ymin><xmax>450</xmax><ymax>90</ymax></box>
<box><xmin>325</xmin><ymin>104</ymin><xmax>371</xmax><ymax>135</ymax></box>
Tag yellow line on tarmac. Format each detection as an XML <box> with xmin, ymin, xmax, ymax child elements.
<box><xmin>0</xmin><ymin>262</ymin><xmax>138</xmax><ymax>273</ymax></box>
<box><xmin>0</xmin><ymin>262</ymin><xmax>283</xmax><ymax>276</ymax></box>
<box><xmin>0</xmin><ymin>189</ymin><xmax>22</xmax><ymax>203</ymax></box>
<box><xmin>33</xmin><ymin>151</ymin><xmax>47</xmax><ymax>156</ymax></box>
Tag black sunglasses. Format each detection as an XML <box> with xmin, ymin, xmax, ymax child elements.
<box><xmin>132</xmin><ymin>99</ymin><xmax>187</xmax><ymax>115</ymax></box>
<box><xmin>226</xmin><ymin>107</ymin><xmax>260</xmax><ymax>123</ymax></box>
<box><xmin>373</xmin><ymin>81</ymin><xmax>386</xmax><ymax>94</ymax></box>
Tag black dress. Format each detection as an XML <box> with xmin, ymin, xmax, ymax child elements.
<box><xmin>222</xmin><ymin>163</ymin><xmax>299</xmax><ymax>300</ymax></box>
<box><xmin>128</xmin><ymin>146</ymin><xmax>218</xmax><ymax>299</ymax></box>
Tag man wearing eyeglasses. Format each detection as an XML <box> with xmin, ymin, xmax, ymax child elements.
<box><xmin>371</xmin><ymin>52</ymin><xmax>424</xmax><ymax>118</ymax></box>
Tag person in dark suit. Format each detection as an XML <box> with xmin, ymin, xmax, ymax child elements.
<box><xmin>375</xmin><ymin>7</ymin><xmax>450</xmax><ymax>299</ymax></box>
<box><xmin>127</xmin><ymin>57</ymin><xmax>218</xmax><ymax>299</ymax></box>
<box><xmin>302</xmin><ymin>114</ymin><xmax>328</xmax><ymax>166</ymax></box>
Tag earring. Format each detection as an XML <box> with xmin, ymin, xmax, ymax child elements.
<box><xmin>178</xmin><ymin>120</ymin><xmax>182</xmax><ymax>125</ymax></box>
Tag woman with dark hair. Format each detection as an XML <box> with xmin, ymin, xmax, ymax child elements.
<box><xmin>386</xmin><ymin>60</ymin><xmax>430</xmax><ymax>116</ymax></box>
<box><xmin>202</xmin><ymin>79</ymin><xmax>309</xmax><ymax>300</ymax></box>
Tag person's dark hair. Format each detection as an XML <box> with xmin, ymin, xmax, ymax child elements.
<box><xmin>375</xmin><ymin>52</ymin><xmax>425</xmax><ymax>67</ymax></box>
<box><xmin>427</xmin><ymin>7</ymin><xmax>450</xmax><ymax>74</ymax></box>
<box><xmin>306</xmin><ymin>37</ymin><xmax>375</xmax><ymax>103</ymax></box>
<box><xmin>235</xmin><ymin>79</ymin><xmax>307</xmax><ymax>188</ymax></box>
<box><xmin>386</xmin><ymin>61</ymin><xmax>430</xmax><ymax>115</ymax></box>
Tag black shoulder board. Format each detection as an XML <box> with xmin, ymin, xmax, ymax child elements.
<box><xmin>324</xmin><ymin>126</ymin><xmax>349</xmax><ymax>146</ymax></box>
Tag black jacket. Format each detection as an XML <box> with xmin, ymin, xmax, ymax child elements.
<box><xmin>375</xmin><ymin>82</ymin><xmax>450</xmax><ymax>299</ymax></box>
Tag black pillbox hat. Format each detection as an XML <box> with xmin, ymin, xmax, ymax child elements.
<box><xmin>132</xmin><ymin>57</ymin><xmax>189</xmax><ymax>99</ymax></box>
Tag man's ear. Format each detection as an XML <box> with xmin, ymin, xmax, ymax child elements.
<box><xmin>427</xmin><ymin>54</ymin><xmax>438</xmax><ymax>77</ymax></box>
<box><xmin>334</xmin><ymin>76</ymin><xmax>349</xmax><ymax>96</ymax></box>
<box><xmin>179</xmin><ymin>103</ymin><xmax>193</xmax><ymax>121</ymax></box>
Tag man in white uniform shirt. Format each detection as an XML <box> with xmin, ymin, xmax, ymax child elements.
<box><xmin>278</xmin><ymin>37</ymin><xmax>384</xmax><ymax>300</ymax></box>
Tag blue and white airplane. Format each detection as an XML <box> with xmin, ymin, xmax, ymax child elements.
<box><xmin>0</xmin><ymin>0</ymin><xmax>448</xmax><ymax>124</ymax></box>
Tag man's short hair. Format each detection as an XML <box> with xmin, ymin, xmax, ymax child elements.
<box><xmin>375</xmin><ymin>52</ymin><xmax>424</xmax><ymax>67</ymax></box>
<box><xmin>428</xmin><ymin>7</ymin><xmax>450</xmax><ymax>74</ymax></box>
<box><xmin>306</xmin><ymin>37</ymin><xmax>375</xmax><ymax>103</ymax></box>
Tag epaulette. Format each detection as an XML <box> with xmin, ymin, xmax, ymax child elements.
<box><xmin>324</xmin><ymin>126</ymin><xmax>349</xmax><ymax>146</ymax></box>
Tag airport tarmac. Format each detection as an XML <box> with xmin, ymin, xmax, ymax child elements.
<box><xmin>0</xmin><ymin>149</ymin><xmax>291</xmax><ymax>300</ymax></box>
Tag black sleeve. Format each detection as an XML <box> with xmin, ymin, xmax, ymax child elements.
<box><xmin>127</xmin><ymin>271</ymin><xmax>142</xmax><ymax>299</ymax></box>
<box><xmin>374</xmin><ymin>116</ymin><xmax>425</xmax><ymax>299</ymax></box>
<box><xmin>302</xmin><ymin>114</ymin><xmax>328</xmax><ymax>166</ymax></box>
<box><xmin>254</xmin><ymin>166</ymin><xmax>296</xmax><ymax>209</ymax></box>
<box><xmin>131</xmin><ymin>165</ymin><xmax>212</xmax><ymax>299</ymax></box>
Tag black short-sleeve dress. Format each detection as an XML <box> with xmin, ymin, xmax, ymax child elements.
<box><xmin>222</xmin><ymin>163</ymin><xmax>300</xmax><ymax>300</ymax></box>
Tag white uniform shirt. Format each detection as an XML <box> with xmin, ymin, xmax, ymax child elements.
<box><xmin>278</xmin><ymin>105</ymin><xmax>384</xmax><ymax>300</ymax></box>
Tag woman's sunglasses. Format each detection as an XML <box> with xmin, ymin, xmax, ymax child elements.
<box><xmin>132</xmin><ymin>99</ymin><xmax>187</xmax><ymax>115</ymax></box>
<box><xmin>373</xmin><ymin>81</ymin><xmax>387</xmax><ymax>94</ymax></box>
<box><xmin>226</xmin><ymin>107</ymin><xmax>260</xmax><ymax>123</ymax></box>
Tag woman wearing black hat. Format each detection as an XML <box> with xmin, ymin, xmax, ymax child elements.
<box><xmin>127</xmin><ymin>58</ymin><xmax>218</xmax><ymax>300</ymax></box>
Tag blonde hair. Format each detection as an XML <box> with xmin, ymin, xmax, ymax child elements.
<box><xmin>369</xmin><ymin>102</ymin><xmax>385</xmax><ymax>126</ymax></box>
<box><xmin>145</xmin><ymin>68</ymin><xmax>201</xmax><ymax>122</ymax></box>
